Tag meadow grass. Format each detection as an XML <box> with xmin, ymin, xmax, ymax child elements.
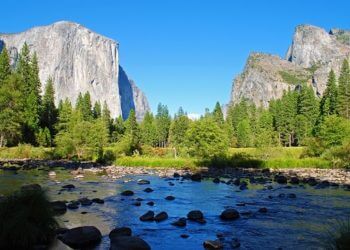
<box><xmin>0</xmin><ymin>144</ymin><xmax>53</xmax><ymax>160</ymax></box>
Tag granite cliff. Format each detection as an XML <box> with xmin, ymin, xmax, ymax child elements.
<box><xmin>0</xmin><ymin>21</ymin><xmax>150</xmax><ymax>120</ymax></box>
<box><xmin>230</xmin><ymin>25</ymin><xmax>350</xmax><ymax>106</ymax></box>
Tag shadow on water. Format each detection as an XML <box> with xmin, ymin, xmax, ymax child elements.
<box><xmin>198</xmin><ymin>153</ymin><xmax>264</xmax><ymax>169</ymax></box>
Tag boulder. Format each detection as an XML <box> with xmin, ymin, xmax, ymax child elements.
<box><xmin>92</xmin><ymin>198</ymin><xmax>104</xmax><ymax>204</ymax></box>
<box><xmin>287</xmin><ymin>193</ymin><xmax>296</xmax><ymax>198</ymax></box>
<box><xmin>275</xmin><ymin>175</ymin><xmax>287</xmax><ymax>184</ymax></box>
<box><xmin>203</xmin><ymin>240</ymin><xmax>223</xmax><ymax>249</ymax></box>
<box><xmin>110</xmin><ymin>236</ymin><xmax>151</xmax><ymax>250</ymax></box>
<box><xmin>67</xmin><ymin>201</ymin><xmax>79</xmax><ymax>210</ymax></box>
<box><xmin>139</xmin><ymin>211</ymin><xmax>154</xmax><ymax>221</ymax></box>
<box><xmin>60</xmin><ymin>226</ymin><xmax>102</xmax><ymax>249</ymax></box>
<box><xmin>79</xmin><ymin>197</ymin><xmax>93</xmax><ymax>206</ymax></box>
<box><xmin>154</xmin><ymin>212</ymin><xmax>168</xmax><ymax>222</ymax></box>
<box><xmin>109</xmin><ymin>227</ymin><xmax>132</xmax><ymax>239</ymax></box>
<box><xmin>187</xmin><ymin>210</ymin><xmax>204</xmax><ymax>221</ymax></box>
<box><xmin>258</xmin><ymin>207</ymin><xmax>268</xmax><ymax>213</ymax></box>
<box><xmin>165</xmin><ymin>195</ymin><xmax>175</xmax><ymax>201</ymax></box>
<box><xmin>173</xmin><ymin>172</ymin><xmax>180</xmax><ymax>178</ymax></box>
<box><xmin>137</xmin><ymin>179</ymin><xmax>150</xmax><ymax>185</ymax></box>
<box><xmin>290</xmin><ymin>177</ymin><xmax>299</xmax><ymax>184</ymax></box>
<box><xmin>143</xmin><ymin>188</ymin><xmax>153</xmax><ymax>193</ymax></box>
<box><xmin>171</xmin><ymin>218</ymin><xmax>187</xmax><ymax>227</ymax></box>
<box><xmin>146</xmin><ymin>201</ymin><xmax>154</xmax><ymax>206</ymax></box>
<box><xmin>62</xmin><ymin>184</ymin><xmax>75</xmax><ymax>189</ymax></box>
<box><xmin>180</xmin><ymin>234</ymin><xmax>189</xmax><ymax>238</ymax></box>
<box><xmin>121</xmin><ymin>190</ymin><xmax>134</xmax><ymax>196</ymax></box>
<box><xmin>220</xmin><ymin>209</ymin><xmax>240</xmax><ymax>220</ymax></box>
<box><xmin>191</xmin><ymin>173</ymin><xmax>202</xmax><ymax>181</ymax></box>
<box><xmin>50</xmin><ymin>201</ymin><xmax>67</xmax><ymax>215</ymax></box>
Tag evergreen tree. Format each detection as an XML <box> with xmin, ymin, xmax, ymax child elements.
<box><xmin>56</xmin><ymin>98</ymin><xmax>72</xmax><ymax>132</ymax></box>
<box><xmin>296</xmin><ymin>84</ymin><xmax>319</xmax><ymax>144</ymax></box>
<box><xmin>80</xmin><ymin>92</ymin><xmax>93</xmax><ymax>120</ymax></box>
<box><xmin>169</xmin><ymin>109</ymin><xmax>190</xmax><ymax>154</ymax></box>
<box><xmin>155</xmin><ymin>103</ymin><xmax>171</xmax><ymax>147</ymax></box>
<box><xmin>92</xmin><ymin>101</ymin><xmax>102</xmax><ymax>119</ymax></box>
<box><xmin>255</xmin><ymin>109</ymin><xmax>275</xmax><ymax>147</ymax></box>
<box><xmin>320</xmin><ymin>69</ymin><xmax>338</xmax><ymax>116</ymax></box>
<box><xmin>75</xmin><ymin>93</ymin><xmax>84</xmax><ymax>111</ymax></box>
<box><xmin>236</xmin><ymin>118</ymin><xmax>252</xmax><ymax>147</ymax></box>
<box><xmin>16</xmin><ymin>44</ymin><xmax>42</xmax><ymax>144</ymax></box>
<box><xmin>140</xmin><ymin>112</ymin><xmax>157</xmax><ymax>146</ymax></box>
<box><xmin>123</xmin><ymin>109</ymin><xmax>140</xmax><ymax>153</ymax></box>
<box><xmin>337</xmin><ymin>59</ymin><xmax>350</xmax><ymax>119</ymax></box>
<box><xmin>212</xmin><ymin>101</ymin><xmax>224</xmax><ymax>125</ymax></box>
<box><xmin>102</xmin><ymin>101</ymin><xmax>112</xmax><ymax>135</ymax></box>
<box><xmin>0</xmin><ymin>74</ymin><xmax>24</xmax><ymax>146</ymax></box>
<box><xmin>0</xmin><ymin>47</ymin><xmax>11</xmax><ymax>83</ymax></box>
<box><xmin>41</xmin><ymin>77</ymin><xmax>57</xmax><ymax>143</ymax></box>
<box><xmin>111</xmin><ymin>116</ymin><xmax>125</xmax><ymax>142</ymax></box>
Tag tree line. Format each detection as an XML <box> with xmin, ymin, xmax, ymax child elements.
<box><xmin>0</xmin><ymin>44</ymin><xmax>349</xmax><ymax>163</ymax></box>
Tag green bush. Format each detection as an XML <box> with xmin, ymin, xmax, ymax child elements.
<box><xmin>0</xmin><ymin>189</ymin><xmax>58</xmax><ymax>249</ymax></box>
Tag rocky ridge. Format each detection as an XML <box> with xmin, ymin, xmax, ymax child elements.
<box><xmin>230</xmin><ymin>24</ymin><xmax>350</xmax><ymax>106</ymax></box>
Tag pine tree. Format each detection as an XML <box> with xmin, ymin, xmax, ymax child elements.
<box><xmin>16</xmin><ymin>44</ymin><xmax>41</xmax><ymax>144</ymax></box>
<box><xmin>140</xmin><ymin>112</ymin><xmax>157</xmax><ymax>146</ymax></box>
<box><xmin>102</xmin><ymin>101</ymin><xmax>112</xmax><ymax>135</ymax></box>
<box><xmin>337</xmin><ymin>59</ymin><xmax>350</xmax><ymax>119</ymax></box>
<box><xmin>155</xmin><ymin>103</ymin><xmax>171</xmax><ymax>147</ymax></box>
<box><xmin>296</xmin><ymin>84</ymin><xmax>319</xmax><ymax>144</ymax></box>
<box><xmin>236</xmin><ymin>119</ymin><xmax>252</xmax><ymax>147</ymax></box>
<box><xmin>41</xmin><ymin>77</ymin><xmax>57</xmax><ymax>143</ymax></box>
<box><xmin>212</xmin><ymin>101</ymin><xmax>224</xmax><ymax>125</ymax></box>
<box><xmin>124</xmin><ymin>109</ymin><xmax>140</xmax><ymax>153</ymax></box>
<box><xmin>320</xmin><ymin>70</ymin><xmax>338</xmax><ymax>116</ymax></box>
<box><xmin>0</xmin><ymin>74</ymin><xmax>24</xmax><ymax>146</ymax></box>
<box><xmin>169</xmin><ymin>108</ymin><xmax>190</xmax><ymax>154</ymax></box>
<box><xmin>56</xmin><ymin>98</ymin><xmax>73</xmax><ymax>132</ymax></box>
<box><xmin>78</xmin><ymin>92</ymin><xmax>92</xmax><ymax>120</ymax></box>
<box><xmin>92</xmin><ymin>101</ymin><xmax>102</xmax><ymax>119</ymax></box>
<box><xmin>0</xmin><ymin>47</ymin><xmax>11</xmax><ymax>83</ymax></box>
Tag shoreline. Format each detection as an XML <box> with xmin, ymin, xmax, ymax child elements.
<box><xmin>0</xmin><ymin>159</ymin><xmax>349</xmax><ymax>185</ymax></box>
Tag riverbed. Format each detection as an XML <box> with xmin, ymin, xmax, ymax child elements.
<box><xmin>0</xmin><ymin>167</ymin><xmax>349</xmax><ymax>249</ymax></box>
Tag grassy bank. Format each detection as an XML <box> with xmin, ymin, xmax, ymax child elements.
<box><xmin>0</xmin><ymin>145</ymin><xmax>332</xmax><ymax>169</ymax></box>
<box><xmin>115</xmin><ymin>156</ymin><xmax>197</xmax><ymax>170</ymax></box>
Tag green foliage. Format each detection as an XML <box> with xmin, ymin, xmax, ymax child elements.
<box><xmin>0</xmin><ymin>144</ymin><xmax>53</xmax><ymax>160</ymax></box>
<box><xmin>155</xmin><ymin>103</ymin><xmax>171</xmax><ymax>147</ymax></box>
<box><xmin>279</xmin><ymin>70</ymin><xmax>310</xmax><ymax>85</ymax></box>
<box><xmin>40</xmin><ymin>77</ymin><xmax>57</xmax><ymax>142</ymax></box>
<box><xmin>320</xmin><ymin>70</ymin><xmax>338</xmax><ymax>117</ymax></box>
<box><xmin>0</xmin><ymin>73</ymin><xmax>25</xmax><ymax>146</ymax></box>
<box><xmin>93</xmin><ymin>101</ymin><xmax>102</xmax><ymax>119</ymax></box>
<box><xmin>36</xmin><ymin>127</ymin><xmax>52</xmax><ymax>147</ymax></box>
<box><xmin>140</xmin><ymin>111</ymin><xmax>157</xmax><ymax>146</ymax></box>
<box><xmin>0</xmin><ymin>189</ymin><xmax>58</xmax><ymax>249</ymax></box>
<box><xmin>185</xmin><ymin>116</ymin><xmax>228</xmax><ymax>158</ymax></box>
<box><xmin>169</xmin><ymin>109</ymin><xmax>190</xmax><ymax>154</ymax></box>
<box><xmin>319</xmin><ymin>115</ymin><xmax>350</xmax><ymax>148</ymax></box>
<box><xmin>0</xmin><ymin>47</ymin><xmax>11</xmax><ymax>83</ymax></box>
<box><xmin>115</xmin><ymin>156</ymin><xmax>196</xmax><ymax>170</ymax></box>
<box><xmin>55</xmin><ymin>110</ymin><xmax>109</xmax><ymax>159</ymax></box>
<box><xmin>212</xmin><ymin>101</ymin><xmax>224</xmax><ymax>125</ymax></box>
<box><xmin>337</xmin><ymin>59</ymin><xmax>350</xmax><ymax>119</ymax></box>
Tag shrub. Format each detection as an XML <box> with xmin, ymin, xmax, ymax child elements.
<box><xmin>0</xmin><ymin>189</ymin><xmax>58</xmax><ymax>249</ymax></box>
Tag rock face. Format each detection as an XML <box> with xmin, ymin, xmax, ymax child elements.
<box><xmin>230</xmin><ymin>24</ymin><xmax>350</xmax><ymax>106</ymax></box>
<box><xmin>0</xmin><ymin>21</ymin><xmax>150</xmax><ymax>120</ymax></box>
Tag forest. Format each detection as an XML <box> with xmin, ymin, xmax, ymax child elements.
<box><xmin>0</xmin><ymin>44</ymin><xmax>349</xmax><ymax>168</ymax></box>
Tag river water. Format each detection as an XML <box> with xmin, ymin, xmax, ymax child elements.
<box><xmin>0</xmin><ymin>167</ymin><xmax>349</xmax><ymax>250</ymax></box>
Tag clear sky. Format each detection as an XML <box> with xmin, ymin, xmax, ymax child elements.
<box><xmin>1</xmin><ymin>0</ymin><xmax>350</xmax><ymax>115</ymax></box>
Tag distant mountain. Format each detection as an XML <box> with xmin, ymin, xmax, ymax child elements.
<box><xmin>0</xmin><ymin>21</ymin><xmax>150</xmax><ymax>120</ymax></box>
<box><xmin>230</xmin><ymin>25</ymin><xmax>350</xmax><ymax>107</ymax></box>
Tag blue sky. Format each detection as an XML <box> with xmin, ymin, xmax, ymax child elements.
<box><xmin>1</xmin><ymin>0</ymin><xmax>350</xmax><ymax>115</ymax></box>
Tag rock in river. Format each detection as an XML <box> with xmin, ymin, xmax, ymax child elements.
<box><xmin>109</xmin><ymin>227</ymin><xmax>132</xmax><ymax>239</ymax></box>
<box><xmin>121</xmin><ymin>190</ymin><xmax>134</xmax><ymax>196</ymax></box>
<box><xmin>154</xmin><ymin>211</ymin><xmax>168</xmax><ymax>222</ymax></box>
<box><xmin>79</xmin><ymin>197</ymin><xmax>93</xmax><ymax>206</ymax></box>
<box><xmin>191</xmin><ymin>173</ymin><xmax>202</xmax><ymax>181</ymax></box>
<box><xmin>92</xmin><ymin>198</ymin><xmax>104</xmax><ymax>204</ymax></box>
<box><xmin>140</xmin><ymin>211</ymin><xmax>154</xmax><ymax>221</ymax></box>
<box><xmin>275</xmin><ymin>175</ymin><xmax>287</xmax><ymax>184</ymax></box>
<box><xmin>220</xmin><ymin>208</ymin><xmax>240</xmax><ymax>220</ymax></box>
<box><xmin>171</xmin><ymin>218</ymin><xmax>187</xmax><ymax>227</ymax></box>
<box><xmin>143</xmin><ymin>188</ymin><xmax>154</xmax><ymax>193</ymax></box>
<box><xmin>110</xmin><ymin>236</ymin><xmax>151</xmax><ymax>250</ymax></box>
<box><xmin>203</xmin><ymin>240</ymin><xmax>224</xmax><ymax>249</ymax></box>
<box><xmin>50</xmin><ymin>201</ymin><xmax>67</xmax><ymax>215</ymax></box>
<box><xmin>187</xmin><ymin>210</ymin><xmax>206</xmax><ymax>223</ymax></box>
<box><xmin>165</xmin><ymin>195</ymin><xmax>175</xmax><ymax>201</ymax></box>
<box><xmin>137</xmin><ymin>179</ymin><xmax>150</xmax><ymax>185</ymax></box>
<box><xmin>60</xmin><ymin>226</ymin><xmax>102</xmax><ymax>249</ymax></box>
<box><xmin>62</xmin><ymin>184</ymin><xmax>75</xmax><ymax>189</ymax></box>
